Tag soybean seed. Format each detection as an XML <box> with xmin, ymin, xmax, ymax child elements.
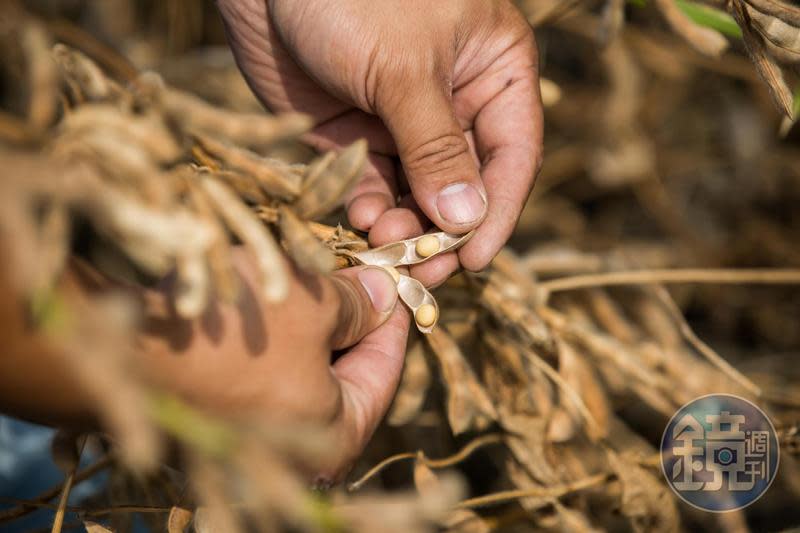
<box><xmin>415</xmin><ymin>303</ymin><xmax>437</xmax><ymax>328</ymax></box>
<box><xmin>415</xmin><ymin>235</ymin><xmax>440</xmax><ymax>258</ymax></box>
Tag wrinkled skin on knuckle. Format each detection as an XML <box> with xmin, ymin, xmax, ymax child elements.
<box><xmin>403</xmin><ymin>132</ymin><xmax>471</xmax><ymax>179</ymax></box>
<box><xmin>327</xmin><ymin>275</ymin><xmax>367</xmax><ymax>348</ymax></box>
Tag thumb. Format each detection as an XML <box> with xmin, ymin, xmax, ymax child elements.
<box><xmin>379</xmin><ymin>82</ymin><xmax>487</xmax><ymax>233</ymax></box>
<box><xmin>327</xmin><ymin>266</ymin><xmax>399</xmax><ymax>349</ymax></box>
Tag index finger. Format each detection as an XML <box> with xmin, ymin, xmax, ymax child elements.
<box><xmin>458</xmin><ymin>30</ymin><xmax>543</xmax><ymax>272</ymax></box>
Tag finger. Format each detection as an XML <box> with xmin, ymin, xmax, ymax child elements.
<box><xmin>332</xmin><ymin>306</ymin><xmax>410</xmax><ymax>454</ymax></box>
<box><xmin>306</xmin><ymin>109</ymin><xmax>396</xmax><ymax>156</ymax></box>
<box><xmin>408</xmin><ymin>252</ymin><xmax>460</xmax><ymax>288</ymax></box>
<box><xmin>367</xmin><ymin>195</ymin><xmax>428</xmax><ymax>246</ymax></box>
<box><xmin>303</xmin><ymin>114</ymin><xmax>399</xmax><ymax>231</ymax></box>
<box><xmin>327</xmin><ymin>266</ymin><xmax>399</xmax><ymax>350</ymax></box>
<box><xmin>344</xmin><ymin>154</ymin><xmax>397</xmax><ymax>231</ymax></box>
<box><xmin>458</xmin><ymin>33</ymin><xmax>543</xmax><ymax>271</ymax></box>
<box><xmin>378</xmin><ymin>80</ymin><xmax>487</xmax><ymax>234</ymax></box>
<box><xmin>369</xmin><ymin>195</ymin><xmax>459</xmax><ymax>287</ymax></box>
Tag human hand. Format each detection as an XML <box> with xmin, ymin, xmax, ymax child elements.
<box><xmin>138</xmin><ymin>250</ymin><xmax>409</xmax><ymax>482</ymax></box>
<box><xmin>217</xmin><ymin>0</ymin><xmax>543</xmax><ymax>286</ymax></box>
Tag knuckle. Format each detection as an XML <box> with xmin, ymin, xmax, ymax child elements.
<box><xmin>403</xmin><ymin>133</ymin><xmax>471</xmax><ymax>178</ymax></box>
<box><xmin>329</xmin><ymin>276</ymin><xmax>367</xmax><ymax>347</ymax></box>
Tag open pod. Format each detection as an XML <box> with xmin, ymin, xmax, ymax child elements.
<box><xmin>398</xmin><ymin>274</ymin><xmax>439</xmax><ymax>334</ymax></box>
<box><xmin>354</xmin><ymin>231</ymin><xmax>474</xmax><ymax>267</ymax></box>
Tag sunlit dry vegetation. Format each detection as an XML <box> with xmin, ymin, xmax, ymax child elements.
<box><xmin>1</xmin><ymin>0</ymin><xmax>800</xmax><ymax>531</ymax></box>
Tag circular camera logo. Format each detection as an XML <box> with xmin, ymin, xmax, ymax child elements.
<box><xmin>661</xmin><ymin>394</ymin><xmax>779</xmax><ymax>512</ymax></box>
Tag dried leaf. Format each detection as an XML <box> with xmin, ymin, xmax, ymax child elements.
<box><xmin>195</xmin><ymin>134</ymin><xmax>302</xmax><ymax>200</ymax></box>
<box><xmin>278</xmin><ymin>205</ymin><xmax>335</xmax><ymax>273</ymax></box>
<box><xmin>388</xmin><ymin>337</ymin><xmax>431</xmax><ymax>426</ymax></box>
<box><xmin>746</xmin><ymin>3</ymin><xmax>800</xmax><ymax>59</ymax></box>
<box><xmin>84</xmin><ymin>521</ymin><xmax>114</xmax><ymax>533</ymax></box>
<box><xmin>550</xmin><ymin>340</ymin><xmax>611</xmax><ymax>442</ymax></box>
<box><xmin>426</xmin><ymin>327</ymin><xmax>497</xmax><ymax>434</ymax></box>
<box><xmin>52</xmin><ymin>44</ymin><xmax>117</xmax><ymax>101</ymax></box>
<box><xmin>732</xmin><ymin>0</ymin><xmax>795</xmax><ymax>117</ymax></box>
<box><xmin>608</xmin><ymin>452</ymin><xmax>680</xmax><ymax>533</ymax></box>
<box><xmin>200</xmin><ymin>177</ymin><xmax>288</xmax><ymax>302</ymax></box>
<box><xmin>167</xmin><ymin>507</ymin><xmax>193</xmax><ymax>533</ymax></box>
<box><xmin>293</xmin><ymin>139</ymin><xmax>367</xmax><ymax>219</ymax></box>
<box><xmin>139</xmin><ymin>71</ymin><xmax>312</xmax><ymax>146</ymax></box>
<box><xmin>414</xmin><ymin>459</ymin><xmax>487</xmax><ymax>533</ymax></box>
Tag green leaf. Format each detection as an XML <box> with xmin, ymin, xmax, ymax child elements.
<box><xmin>793</xmin><ymin>85</ymin><xmax>800</xmax><ymax>118</ymax></box>
<box><xmin>628</xmin><ymin>1</ymin><xmax>742</xmax><ymax>39</ymax></box>
<box><xmin>146</xmin><ymin>391</ymin><xmax>238</xmax><ymax>458</ymax></box>
<box><xmin>675</xmin><ymin>0</ymin><xmax>742</xmax><ymax>38</ymax></box>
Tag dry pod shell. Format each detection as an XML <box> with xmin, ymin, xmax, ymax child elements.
<box><xmin>354</xmin><ymin>231</ymin><xmax>474</xmax><ymax>267</ymax></box>
<box><xmin>398</xmin><ymin>274</ymin><xmax>439</xmax><ymax>333</ymax></box>
<box><xmin>383</xmin><ymin>265</ymin><xmax>401</xmax><ymax>283</ymax></box>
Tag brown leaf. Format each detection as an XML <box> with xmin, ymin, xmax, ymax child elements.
<box><xmin>84</xmin><ymin>521</ymin><xmax>114</xmax><ymax>533</ymax></box>
<box><xmin>608</xmin><ymin>452</ymin><xmax>680</xmax><ymax>533</ymax></box>
<box><xmin>388</xmin><ymin>337</ymin><xmax>431</xmax><ymax>426</ymax></box>
<box><xmin>200</xmin><ymin>177</ymin><xmax>288</xmax><ymax>302</ymax></box>
<box><xmin>278</xmin><ymin>205</ymin><xmax>335</xmax><ymax>274</ymax></box>
<box><xmin>167</xmin><ymin>507</ymin><xmax>193</xmax><ymax>533</ymax></box>
<box><xmin>293</xmin><ymin>139</ymin><xmax>367</xmax><ymax>219</ymax></box>
<box><xmin>732</xmin><ymin>0</ymin><xmax>795</xmax><ymax>117</ymax></box>
<box><xmin>195</xmin><ymin>134</ymin><xmax>302</xmax><ymax>200</ymax></box>
<box><xmin>426</xmin><ymin>327</ymin><xmax>497</xmax><ymax>434</ymax></box>
<box><xmin>551</xmin><ymin>340</ymin><xmax>611</xmax><ymax>442</ymax></box>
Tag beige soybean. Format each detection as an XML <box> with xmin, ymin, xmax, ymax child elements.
<box><xmin>415</xmin><ymin>235</ymin><xmax>440</xmax><ymax>258</ymax></box>
<box><xmin>415</xmin><ymin>303</ymin><xmax>438</xmax><ymax>328</ymax></box>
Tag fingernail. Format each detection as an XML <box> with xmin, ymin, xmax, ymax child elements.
<box><xmin>436</xmin><ymin>182</ymin><xmax>486</xmax><ymax>226</ymax></box>
<box><xmin>358</xmin><ymin>267</ymin><xmax>398</xmax><ymax>313</ymax></box>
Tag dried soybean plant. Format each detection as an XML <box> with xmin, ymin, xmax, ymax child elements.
<box><xmin>2</xmin><ymin>0</ymin><xmax>800</xmax><ymax>532</ymax></box>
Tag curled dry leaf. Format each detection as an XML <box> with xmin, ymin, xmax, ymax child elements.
<box><xmin>293</xmin><ymin>139</ymin><xmax>368</xmax><ymax>219</ymax></box>
<box><xmin>137</xmin><ymin>71</ymin><xmax>312</xmax><ymax>146</ymax></box>
<box><xmin>548</xmin><ymin>340</ymin><xmax>611</xmax><ymax>442</ymax></box>
<box><xmin>746</xmin><ymin>2</ymin><xmax>800</xmax><ymax>60</ymax></box>
<box><xmin>277</xmin><ymin>204</ymin><xmax>336</xmax><ymax>274</ymax></box>
<box><xmin>746</xmin><ymin>0</ymin><xmax>800</xmax><ymax>27</ymax></box>
<box><xmin>199</xmin><ymin>177</ymin><xmax>289</xmax><ymax>303</ymax></box>
<box><xmin>83</xmin><ymin>521</ymin><xmax>114</xmax><ymax>533</ymax></box>
<box><xmin>607</xmin><ymin>452</ymin><xmax>680</xmax><ymax>533</ymax></box>
<box><xmin>388</xmin><ymin>336</ymin><xmax>431</xmax><ymax>426</ymax></box>
<box><xmin>72</xmin><ymin>169</ymin><xmax>214</xmax><ymax>277</ymax></box>
<box><xmin>21</xmin><ymin>20</ymin><xmax>58</xmax><ymax>130</ymax></box>
<box><xmin>52</xmin><ymin>44</ymin><xmax>117</xmax><ymax>101</ymax></box>
<box><xmin>413</xmin><ymin>459</ymin><xmax>488</xmax><ymax>533</ymax></box>
<box><xmin>426</xmin><ymin>327</ymin><xmax>497</xmax><ymax>434</ymax></box>
<box><xmin>174</xmin><ymin>254</ymin><xmax>209</xmax><ymax>318</ymax></box>
<box><xmin>731</xmin><ymin>0</ymin><xmax>795</xmax><ymax>117</ymax></box>
<box><xmin>195</xmin><ymin>134</ymin><xmax>303</xmax><ymax>200</ymax></box>
<box><xmin>499</xmin><ymin>409</ymin><xmax>560</xmax><ymax>485</ymax></box>
<box><xmin>167</xmin><ymin>507</ymin><xmax>194</xmax><ymax>533</ymax></box>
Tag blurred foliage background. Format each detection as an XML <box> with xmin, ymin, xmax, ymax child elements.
<box><xmin>1</xmin><ymin>0</ymin><xmax>800</xmax><ymax>531</ymax></box>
